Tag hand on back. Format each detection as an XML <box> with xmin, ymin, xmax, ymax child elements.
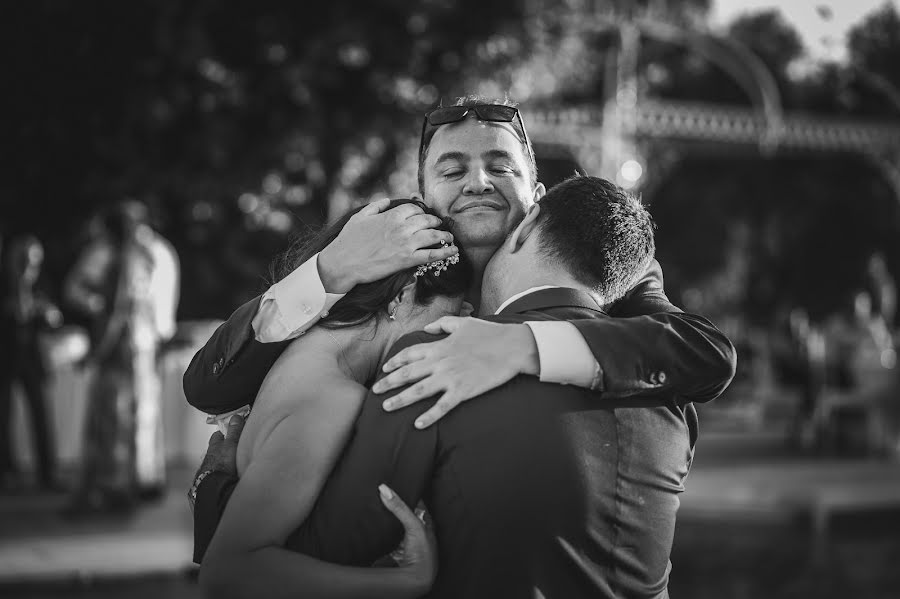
<box><xmin>196</xmin><ymin>414</ymin><xmax>245</xmax><ymax>479</ymax></box>
<box><xmin>373</xmin><ymin>317</ymin><xmax>540</xmax><ymax>428</ymax></box>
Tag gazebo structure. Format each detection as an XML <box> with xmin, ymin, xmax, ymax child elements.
<box><xmin>528</xmin><ymin>11</ymin><xmax>900</xmax><ymax>201</ymax></box>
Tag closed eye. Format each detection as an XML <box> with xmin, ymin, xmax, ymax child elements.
<box><xmin>490</xmin><ymin>165</ymin><xmax>515</xmax><ymax>175</ymax></box>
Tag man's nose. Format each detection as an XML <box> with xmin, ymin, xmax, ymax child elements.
<box><xmin>462</xmin><ymin>168</ymin><xmax>494</xmax><ymax>195</ymax></box>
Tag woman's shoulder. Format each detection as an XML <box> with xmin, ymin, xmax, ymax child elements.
<box><xmin>256</xmin><ymin>330</ymin><xmax>373</xmax><ymax>414</ymax></box>
<box><xmin>257</xmin><ymin>335</ymin><xmax>336</xmax><ymax>405</ymax></box>
<box><xmin>240</xmin><ymin>337</ymin><xmax>354</xmax><ymax>469</ymax></box>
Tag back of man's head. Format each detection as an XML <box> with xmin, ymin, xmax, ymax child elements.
<box><xmin>536</xmin><ymin>175</ymin><xmax>655</xmax><ymax>303</ymax></box>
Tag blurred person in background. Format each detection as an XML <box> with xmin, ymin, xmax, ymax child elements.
<box><xmin>63</xmin><ymin>200</ymin><xmax>179</xmax><ymax>515</ymax></box>
<box><xmin>0</xmin><ymin>235</ymin><xmax>63</xmax><ymax>492</ymax></box>
<box><xmin>774</xmin><ymin>306</ymin><xmax>826</xmax><ymax>449</ymax></box>
<box><xmin>865</xmin><ymin>251</ymin><xmax>896</xmax><ymax>330</ymax></box>
<box><xmin>826</xmin><ymin>291</ymin><xmax>895</xmax><ymax>388</ymax></box>
<box><xmin>820</xmin><ymin>290</ymin><xmax>896</xmax><ymax>454</ymax></box>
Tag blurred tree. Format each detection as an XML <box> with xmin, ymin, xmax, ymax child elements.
<box><xmin>642</xmin><ymin>8</ymin><xmax>801</xmax><ymax>107</ymax></box>
<box><xmin>0</xmin><ymin>0</ymin><xmax>543</xmax><ymax>317</ymax></box>
<box><xmin>1</xmin><ymin>0</ymin><xmax>897</xmax><ymax>327</ymax></box>
<box><xmin>633</xmin><ymin>5</ymin><xmax>900</xmax><ymax>324</ymax></box>
<box><xmin>846</xmin><ymin>2</ymin><xmax>900</xmax><ymax>116</ymax></box>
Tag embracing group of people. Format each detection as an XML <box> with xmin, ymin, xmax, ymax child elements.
<box><xmin>181</xmin><ymin>95</ymin><xmax>737</xmax><ymax>599</ymax></box>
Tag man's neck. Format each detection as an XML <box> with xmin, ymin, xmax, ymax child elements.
<box><xmin>463</xmin><ymin>245</ymin><xmax>498</xmax><ymax>313</ymax></box>
<box><xmin>487</xmin><ymin>267</ymin><xmax>596</xmax><ymax>315</ymax></box>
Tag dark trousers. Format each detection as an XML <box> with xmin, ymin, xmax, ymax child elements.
<box><xmin>0</xmin><ymin>360</ymin><xmax>55</xmax><ymax>485</ymax></box>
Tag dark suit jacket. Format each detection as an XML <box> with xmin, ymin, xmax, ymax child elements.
<box><xmin>203</xmin><ymin>288</ymin><xmax>694</xmax><ymax>598</ymax></box>
<box><xmin>183</xmin><ymin>260</ymin><xmax>736</xmax><ymax>415</ymax></box>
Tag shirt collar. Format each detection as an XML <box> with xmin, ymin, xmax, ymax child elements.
<box><xmin>494</xmin><ymin>285</ymin><xmax>561</xmax><ymax>315</ymax></box>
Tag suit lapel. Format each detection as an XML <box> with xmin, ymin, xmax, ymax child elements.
<box><xmin>499</xmin><ymin>287</ymin><xmax>605</xmax><ymax>316</ymax></box>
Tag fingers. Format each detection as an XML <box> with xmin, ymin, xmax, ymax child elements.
<box><xmin>387</xmin><ymin>202</ymin><xmax>425</xmax><ymax>221</ymax></box>
<box><xmin>412</xmin><ymin>244</ymin><xmax>459</xmax><ymax>265</ymax></box>
<box><xmin>411</xmin><ymin>228</ymin><xmax>454</xmax><ymax>249</ymax></box>
<box><xmin>419</xmin><ymin>507</ymin><xmax>433</xmax><ymax>528</ymax></box>
<box><xmin>414</xmin><ymin>395</ymin><xmax>462</xmax><ymax>429</ymax></box>
<box><xmin>207</xmin><ymin>431</ymin><xmax>224</xmax><ymax>447</ymax></box>
<box><xmin>374</xmin><ymin>359</ymin><xmax>431</xmax><ymax>393</ymax></box>
<box><xmin>359</xmin><ymin>197</ymin><xmax>392</xmax><ymax>215</ymax></box>
<box><xmin>422</xmin><ymin>316</ymin><xmax>465</xmax><ymax>335</ymax></box>
<box><xmin>224</xmin><ymin>414</ymin><xmax>246</xmax><ymax>442</ymax></box>
<box><xmin>381</xmin><ymin>376</ymin><xmax>443</xmax><ymax>411</ymax></box>
<box><xmin>405</xmin><ymin>213</ymin><xmax>445</xmax><ymax>232</ymax></box>
<box><xmin>378</xmin><ymin>484</ymin><xmax>421</xmax><ymax>531</ymax></box>
<box><xmin>382</xmin><ymin>344</ymin><xmax>432</xmax><ymax>373</ymax></box>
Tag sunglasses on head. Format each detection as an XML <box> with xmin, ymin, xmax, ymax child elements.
<box><xmin>418</xmin><ymin>104</ymin><xmax>533</xmax><ymax>160</ymax></box>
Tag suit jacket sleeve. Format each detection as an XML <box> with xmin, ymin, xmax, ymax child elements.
<box><xmin>285</xmin><ymin>332</ymin><xmax>440</xmax><ymax>566</ymax></box>
<box><xmin>574</xmin><ymin>260</ymin><xmax>737</xmax><ymax>403</ymax></box>
<box><xmin>192</xmin><ymin>472</ymin><xmax>238</xmax><ymax>565</ymax></box>
<box><xmin>182</xmin><ymin>296</ymin><xmax>292</xmax><ymax>415</ymax></box>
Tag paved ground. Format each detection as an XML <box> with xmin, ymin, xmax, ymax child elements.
<box><xmin>2</xmin><ymin>430</ymin><xmax>899</xmax><ymax>598</ymax></box>
<box><xmin>0</xmin><ymin>466</ymin><xmax>196</xmax><ymax>588</ymax></box>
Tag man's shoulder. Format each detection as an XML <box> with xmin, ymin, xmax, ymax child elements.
<box><xmin>484</xmin><ymin>309</ymin><xmax>606</xmax><ymax>325</ymax></box>
<box><xmin>385</xmin><ymin>330</ymin><xmax>448</xmax><ymax>362</ymax></box>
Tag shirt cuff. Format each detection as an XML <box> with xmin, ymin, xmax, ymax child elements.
<box><xmin>524</xmin><ymin>321</ymin><xmax>602</xmax><ymax>390</ymax></box>
<box><xmin>205</xmin><ymin>405</ymin><xmax>252</xmax><ymax>434</ymax></box>
<box><xmin>251</xmin><ymin>252</ymin><xmax>345</xmax><ymax>342</ymax></box>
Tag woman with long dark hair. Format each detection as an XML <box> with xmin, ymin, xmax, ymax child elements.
<box><xmin>200</xmin><ymin>200</ymin><xmax>472</xmax><ymax>598</ymax></box>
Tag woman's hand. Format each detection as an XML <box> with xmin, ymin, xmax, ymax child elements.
<box><xmin>378</xmin><ymin>484</ymin><xmax>437</xmax><ymax>594</ymax></box>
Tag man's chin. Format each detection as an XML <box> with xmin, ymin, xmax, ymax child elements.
<box><xmin>452</xmin><ymin>214</ymin><xmax>508</xmax><ymax>249</ymax></box>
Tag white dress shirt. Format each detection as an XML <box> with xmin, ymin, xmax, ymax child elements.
<box><xmin>250</xmin><ymin>257</ymin><xmax>601</xmax><ymax>389</ymax></box>
<box><xmin>496</xmin><ymin>286</ymin><xmax>601</xmax><ymax>389</ymax></box>
<box><xmin>251</xmin><ymin>253</ymin><xmax>346</xmax><ymax>342</ymax></box>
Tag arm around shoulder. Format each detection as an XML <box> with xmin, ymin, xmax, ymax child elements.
<box><xmin>575</xmin><ymin>260</ymin><xmax>737</xmax><ymax>403</ymax></box>
<box><xmin>183</xmin><ymin>296</ymin><xmax>290</xmax><ymax>414</ymax></box>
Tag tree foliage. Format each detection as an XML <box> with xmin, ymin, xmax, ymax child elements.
<box><xmin>1</xmin><ymin>0</ymin><xmax>897</xmax><ymax>322</ymax></box>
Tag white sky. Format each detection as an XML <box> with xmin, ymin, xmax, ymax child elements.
<box><xmin>710</xmin><ymin>0</ymin><xmax>900</xmax><ymax>63</ymax></box>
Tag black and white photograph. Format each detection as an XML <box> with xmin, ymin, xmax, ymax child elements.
<box><xmin>1</xmin><ymin>1</ymin><xmax>899</xmax><ymax>598</ymax></box>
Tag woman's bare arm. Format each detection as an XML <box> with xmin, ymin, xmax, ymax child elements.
<box><xmin>200</xmin><ymin>355</ymin><xmax>427</xmax><ymax>599</ymax></box>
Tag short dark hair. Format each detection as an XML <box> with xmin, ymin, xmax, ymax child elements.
<box><xmin>535</xmin><ymin>175</ymin><xmax>655</xmax><ymax>302</ymax></box>
<box><xmin>417</xmin><ymin>94</ymin><xmax>538</xmax><ymax>194</ymax></box>
<box><xmin>274</xmin><ymin>199</ymin><xmax>472</xmax><ymax>329</ymax></box>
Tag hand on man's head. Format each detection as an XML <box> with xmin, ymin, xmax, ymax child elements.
<box><xmin>195</xmin><ymin>415</ymin><xmax>245</xmax><ymax>479</ymax></box>
<box><xmin>316</xmin><ymin>198</ymin><xmax>458</xmax><ymax>294</ymax></box>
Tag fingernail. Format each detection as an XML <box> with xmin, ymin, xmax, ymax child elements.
<box><xmin>372</xmin><ymin>382</ymin><xmax>383</xmax><ymax>393</ymax></box>
<box><xmin>378</xmin><ymin>484</ymin><xmax>393</xmax><ymax>499</ymax></box>
<box><xmin>382</xmin><ymin>400</ymin><xmax>393</xmax><ymax>411</ymax></box>
<box><xmin>414</xmin><ymin>419</ymin><xmax>426</xmax><ymax>429</ymax></box>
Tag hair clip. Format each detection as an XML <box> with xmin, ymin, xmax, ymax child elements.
<box><xmin>414</xmin><ymin>240</ymin><xmax>459</xmax><ymax>278</ymax></box>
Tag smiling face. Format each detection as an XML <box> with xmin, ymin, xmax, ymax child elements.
<box><xmin>419</xmin><ymin>117</ymin><xmax>544</xmax><ymax>252</ymax></box>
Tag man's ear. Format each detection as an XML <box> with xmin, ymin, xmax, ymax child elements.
<box><xmin>507</xmin><ymin>203</ymin><xmax>542</xmax><ymax>254</ymax></box>
<box><xmin>387</xmin><ymin>279</ymin><xmax>418</xmax><ymax>317</ymax></box>
<box><xmin>532</xmin><ymin>182</ymin><xmax>546</xmax><ymax>203</ymax></box>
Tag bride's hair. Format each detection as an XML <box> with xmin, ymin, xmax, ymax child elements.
<box><xmin>273</xmin><ymin>199</ymin><xmax>471</xmax><ymax>329</ymax></box>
